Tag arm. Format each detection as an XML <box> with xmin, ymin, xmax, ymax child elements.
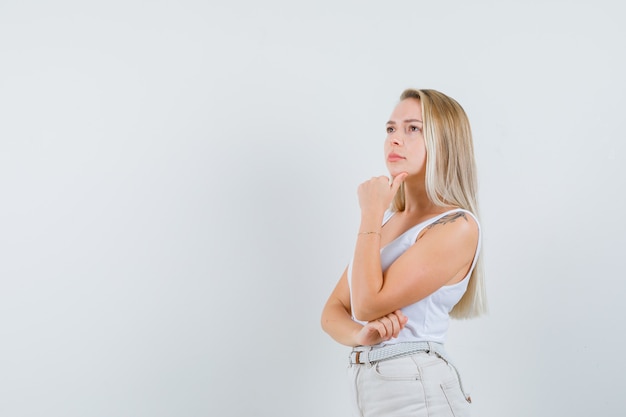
<box><xmin>351</xmin><ymin>210</ymin><xmax>479</xmax><ymax>322</ymax></box>
<box><xmin>321</xmin><ymin>267</ymin><xmax>408</xmax><ymax>347</ymax></box>
<box><xmin>320</xmin><ymin>267</ymin><xmax>361</xmax><ymax>346</ymax></box>
<box><xmin>350</xmin><ymin>173</ymin><xmax>405</xmax><ymax>321</ymax></box>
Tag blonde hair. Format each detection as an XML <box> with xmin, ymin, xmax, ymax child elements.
<box><xmin>392</xmin><ymin>89</ymin><xmax>487</xmax><ymax>319</ymax></box>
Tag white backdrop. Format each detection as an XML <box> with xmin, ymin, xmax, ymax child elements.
<box><xmin>1</xmin><ymin>1</ymin><xmax>625</xmax><ymax>416</ymax></box>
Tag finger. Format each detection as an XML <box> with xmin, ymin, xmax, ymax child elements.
<box><xmin>376</xmin><ymin>317</ymin><xmax>392</xmax><ymax>339</ymax></box>
<box><xmin>386</xmin><ymin>313</ymin><xmax>401</xmax><ymax>338</ymax></box>
<box><xmin>380</xmin><ymin>316</ymin><xmax>395</xmax><ymax>339</ymax></box>
<box><xmin>394</xmin><ymin>309</ymin><xmax>409</xmax><ymax>325</ymax></box>
<box><xmin>390</xmin><ymin>172</ymin><xmax>408</xmax><ymax>193</ymax></box>
<box><xmin>391</xmin><ymin>310</ymin><xmax>408</xmax><ymax>332</ymax></box>
<box><xmin>364</xmin><ymin>323</ymin><xmax>383</xmax><ymax>343</ymax></box>
<box><xmin>371</xmin><ymin>321</ymin><xmax>388</xmax><ymax>340</ymax></box>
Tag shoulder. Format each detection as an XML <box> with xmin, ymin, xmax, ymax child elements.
<box><xmin>427</xmin><ymin>210</ymin><xmax>478</xmax><ymax>229</ymax></box>
<box><xmin>419</xmin><ymin>209</ymin><xmax>479</xmax><ymax>244</ymax></box>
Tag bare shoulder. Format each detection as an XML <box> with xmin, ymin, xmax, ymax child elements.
<box><xmin>419</xmin><ymin>210</ymin><xmax>479</xmax><ymax>243</ymax></box>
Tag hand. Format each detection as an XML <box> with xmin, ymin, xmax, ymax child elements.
<box><xmin>354</xmin><ymin>310</ymin><xmax>409</xmax><ymax>346</ymax></box>
<box><xmin>357</xmin><ymin>173</ymin><xmax>408</xmax><ymax>215</ymax></box>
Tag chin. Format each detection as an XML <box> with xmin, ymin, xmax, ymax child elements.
<box><xmin>388</xmin><ymin>168</ymin><xmax>410</xmax><ymax>178</ymax></box>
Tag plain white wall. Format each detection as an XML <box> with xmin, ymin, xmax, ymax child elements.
<box><xmin>1</xmin><ymin>1</ymin><xmax>625</xmax><ymax>416</ymax></box>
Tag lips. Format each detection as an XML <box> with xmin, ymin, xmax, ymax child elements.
<box><xmin>387</xmin><ymin>152</ymin><xmax>405</xmax><ymax>162</ymax></box>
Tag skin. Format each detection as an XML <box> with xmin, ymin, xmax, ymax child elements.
<box><xmin>321</xmin><ymin>98</ymin><xmax>479</xmax><ymax>347</ymax></box>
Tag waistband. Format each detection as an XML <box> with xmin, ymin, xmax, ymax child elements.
<box><xmin>349</xmin><ymin>341</ymin><xmax>444</xmax><ymax>365</ymax></box>
<box><xmin>349</xmin><ymin>341</ymin><xmax>471</xmax><ymax>403</ymax></box>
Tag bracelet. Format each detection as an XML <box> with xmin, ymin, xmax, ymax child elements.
<box><xmin>358</xmin><ymin>231</ymin><xmax>381</xmax><ymax>237</ymax></box>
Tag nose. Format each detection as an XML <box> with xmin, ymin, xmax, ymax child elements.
<box><xmin>390</xmin><ymin>134</ymin><xmax>403</xmax><ymax>146</ymax></box>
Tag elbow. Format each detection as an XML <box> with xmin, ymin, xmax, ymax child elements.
<box><xmin>320</xmin><ymin>310</ymin><xmax>329</xmax><ymax>333</ymax></box>
<box><xmin>320</xmin><ymin>315</ymin><xmax>330</xmax><ymax>334</ymax></box>
<box><xmin>352</xmin><ymin>311</ymin><xmax>378</xmax><ymax>322</ymax></box>
<box><xmin>351</xmin><ymin>301</ymin><xmax>380</xmax><ymax>322</ymax></box>
<box><xmin>320</xmin><ymin>308</ymin><xmax>336</xmax><ymax>334</ymax></box>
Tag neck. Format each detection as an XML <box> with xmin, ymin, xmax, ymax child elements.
<box><xmin>400</xmin><ymin>175</ymin><xmax>442</xmax><ymax>214</ymax></box>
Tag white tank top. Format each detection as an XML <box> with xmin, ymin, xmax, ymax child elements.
<box><xmin>348</xmin><ymin>208</ymin><xmax>481</xmax><ymax>345</ymax></box>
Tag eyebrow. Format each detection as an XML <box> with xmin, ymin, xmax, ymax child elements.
<box><xmin>386</xmin><ymin>119</ymin><xmax>423</xmax><ymax>125</ymax></box>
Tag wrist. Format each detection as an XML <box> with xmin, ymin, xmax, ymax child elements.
<box><xmin>358</xmin><ymin>231</ymin><xmax>380</xmax><ymax>237</ymax></box>
<box><xmin>351</xmin><ymin>324</ymin><xmax>365</xmax><ymax>347</ymax></box>
<box><xmin>359</xmin><ymin>211</ymin><xmax>384</xmax><ymax>232</ymax></box>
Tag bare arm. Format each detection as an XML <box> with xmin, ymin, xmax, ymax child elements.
<box><xmin>350</xmin><ymin>174</ymin><xmax>404</xmax><ymax>321</ymax></box>
<box><xmin>321</xmin><ymin>267</ymin><xmax>408</xmax><ymax>347</ymax></box>
<box><xmin>320</xmin><ymin>267</ymin><xmax>361</xmax><ymax>346</ymax></box>
<box><xmin>349</xmin><ymin>174</ymin><xmax>479</xmax><ymax>321</ymax></box>
<box><xmin>351</xmin><ymin>211</ymin><xmax>479</xmax><ymax>321</ymax></box>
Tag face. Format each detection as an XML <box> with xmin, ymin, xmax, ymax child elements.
<box><xmin>384</xmin><ymin>98</ymin><xmax>426</xmax><ymax>179</ymax></box>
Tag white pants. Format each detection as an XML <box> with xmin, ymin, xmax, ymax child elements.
<box><xmin>347</xmin><ymin>352</ymin><xmax>471</xmax><ymax>417</ymax></box>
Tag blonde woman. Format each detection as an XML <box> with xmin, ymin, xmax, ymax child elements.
<box><xmin>321</xmin><ymin>89</ymin><xmax>486</xmax><ymax>417</ymax></box>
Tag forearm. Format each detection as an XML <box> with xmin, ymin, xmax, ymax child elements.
<box><xmin>351</xmin><ymin>213</ymin><xmax>385</xmax><ymax>320</ymax></box>
<box><xmin>321</xmin><ymin>301</ymin><xmax>362</xmax><ymax>347</ymax></box>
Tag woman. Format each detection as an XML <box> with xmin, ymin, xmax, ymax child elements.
<box><xmin>321</xmin><ymin>88</ymin><xmax>486</xmax><ymax>417</ymax></box>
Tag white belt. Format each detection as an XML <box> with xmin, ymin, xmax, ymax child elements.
<box><xmin>349</xmin><ymin>341</ymin><xmax>444</xmax><ymax>365</ymax></box>
<box><xmin>349</xmin><ymin>341</ymin><xmax>471</xmax><ymax>403</ymax></box>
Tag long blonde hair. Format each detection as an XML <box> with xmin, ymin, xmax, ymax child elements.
<box><xmin>392</xmin><ymin>89</ymin><xmax>487</xmax><ymax>319</ymax></box>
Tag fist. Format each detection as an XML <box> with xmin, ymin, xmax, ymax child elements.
<box><xmin>355</xmin><ymin>310</ymin><xmax>409</xmax><ymax>346</ymax></box>
<box><xmin>357</xmin><ymin>173</ymin><xmax>408</xmax><ymax>214</ymax></box>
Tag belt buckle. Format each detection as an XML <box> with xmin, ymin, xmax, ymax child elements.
<box><xmin>351</xmin><ymin>346</ymin><xmax>373</xmax><ymax>365</ymax></box>
<box><xmin>350</xmin><ymin>350</ymin><xmax>364</xmax><ymax>364</ymax></box>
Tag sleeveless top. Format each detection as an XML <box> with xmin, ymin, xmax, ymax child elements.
<box><xmin>347</xmin><ymin>208</ymin><xmax>481</xmax><ymax>345</ymax></box>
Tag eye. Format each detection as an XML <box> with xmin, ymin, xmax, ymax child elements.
<box><xmin>409</xmin><ymin>125</ymin><xmax>421</xmax><ymax>132</ymax></box>
<box><xmin>386</xmin><ymin>126</ymin><xmax>395</xmax><ymax>133</ymax></box>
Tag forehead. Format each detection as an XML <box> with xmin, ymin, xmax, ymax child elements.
<box><xmin>388</xmin><ymin>98</ymin><xmax>422</xmax><ymax>122</ymax></box>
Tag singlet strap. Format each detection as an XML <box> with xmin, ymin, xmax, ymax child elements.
<box><xmin>382</xmin><ymin>209</ymin><xmax>395</xmax><ymax>226</ymax></box>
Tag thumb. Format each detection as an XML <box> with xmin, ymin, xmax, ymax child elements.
<box><xmin>390</xmin><ymin>172</ymin><xmax>408</xmax><ymax>194</ymax></box>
